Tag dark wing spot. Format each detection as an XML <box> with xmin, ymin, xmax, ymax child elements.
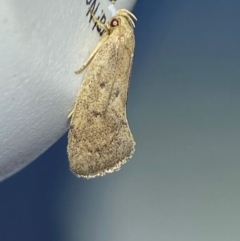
<box><xmin>100</xmin><ymin>82</ymin><xmax>105</xmax><ymax>88</ymax></box>
<box><xmin>120</xmin><ymin>120</ymin><xmax>127</xmax><ymax>125</ymax></box>
<box><xmin>115</xmin><ymin>88</ymin><xmax>120</xmax><ymax>97</ymax></box>
<box><xmin>92</xmin><ymin>111</ymin><xmax>101</xmax><ymax>117</ymax></box>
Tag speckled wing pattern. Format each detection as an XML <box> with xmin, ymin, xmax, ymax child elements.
<box><xmin>67</xmin><ymin>9</ymin><xmax>136</xmax><ymax>178</ymax></box>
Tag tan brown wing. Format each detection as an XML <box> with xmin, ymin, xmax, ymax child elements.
<box><xmin>67</xmin><ymin>10</ymin><xmax>136</xmax><ymax>178</ymax></box>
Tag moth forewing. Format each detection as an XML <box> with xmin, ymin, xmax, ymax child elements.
<box><xmin>67</xmin><ymin>9</ymin><xmax>136</xmax><ymax>178</ymax></box>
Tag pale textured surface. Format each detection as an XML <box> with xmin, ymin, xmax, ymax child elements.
<box><xmin>68</xmin><ymin>10</ymin><xmax>136</xmax><ymax>178</ymax></box>
<box><xmin>0</xmin><ymin>0</ymin><xmax>137</xmax><ymax>181</ymax></box>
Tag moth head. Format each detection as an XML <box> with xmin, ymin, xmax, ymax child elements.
<box><xmin>107</xmin><ymin>16</ymin><xmax>122</xmax><ymax>35</ymax></box>
<box><xmin>108</xmin><ymin>9</ymin><xmax>137</xmax><ymax>33</ymax></box>
<box><xmin>110</xmin><ymin>18</ymin><xmax>119</xmax><ymax>28</ymax></box>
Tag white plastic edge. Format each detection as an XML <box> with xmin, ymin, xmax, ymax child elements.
<box><xmin>0</xmin><ymin>0</ymin><xmax>137</xmax><ymax>181</ymax></box>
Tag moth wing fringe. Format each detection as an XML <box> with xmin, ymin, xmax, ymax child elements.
<box><xmin>72</xmin><ymin>143</ymin><xmax>135</xmax><ymax>179</ymax></box>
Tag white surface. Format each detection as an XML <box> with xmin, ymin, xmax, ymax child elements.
<box><xmin>0</xmin><ymin>0</ymin><xmax>137</xmax><ymax>181</ymax></box>
<box><xmin>108</xmin><ymin>3</ymin><xmax>117</xmax><ymax>16</ymax></box>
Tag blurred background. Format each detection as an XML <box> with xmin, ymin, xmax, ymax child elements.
<box><xmin>1</xmin><ymin>0</ymin><xmax>240</xmax><ymax>240</ymax></box>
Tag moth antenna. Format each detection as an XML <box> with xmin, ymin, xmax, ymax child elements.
<box><xmin>117</xmin><ymin>9</ymin><xmax>137</xmax><ymax>28</ymax></box>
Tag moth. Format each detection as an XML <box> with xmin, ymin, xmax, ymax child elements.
<box><xmin>67</xmin><ymin>8</ymin><xmax>137</xmax><ymax>178</ymax></box>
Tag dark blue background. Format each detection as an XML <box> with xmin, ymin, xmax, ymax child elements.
<box><xmin>1</xmin><ymin>1</ymin><xmax>240</xmax><ymax>240</ymax></box>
